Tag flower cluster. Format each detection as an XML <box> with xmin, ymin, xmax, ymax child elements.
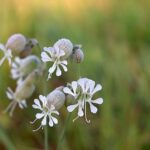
<box><xmin>1</xmin><ymin>33</ymin><xmax>103</xmax><ymax>131</ymax></box>
<box><xmin>1</xmin><ymin>33</ymin><xmax>42</xmax><ymax>116</ymax></box>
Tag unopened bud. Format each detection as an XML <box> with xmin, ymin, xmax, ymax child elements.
<box><xmin>47</xmin><ymin>89</ymin><xmax>65</xmax><ymax>110</ymax></box>
<box><xmin>6</xmin><ymin>33</ymin><xmax>26</xmax><ymax>56</ymax></box>
<box><xmin>54</xmin><ymin>38</ymin><xmax>73</xmax><ymax>59</ymax></box>
<box><xmin>71</xmin><ymin>46</ymin><xmax>84</xmax><ymax>63</ymax></box>
<box><xmin>20</xmin><ymin>38</ymin><xmax>39</xmax><ymax>58</ymax></box>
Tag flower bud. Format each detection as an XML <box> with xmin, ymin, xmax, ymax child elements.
<box><xmin>54</xmin><ymin>38</ymin><xmax>73</xmax><ymax>59</ymax></box>
<box><xmin>71</xmin><ymin>45</ymin><xmax>84</xmax><ymax>63</ymax></box>
<box><xmin>20</xmin><ymin>38</ymin><xmax>39</xmax><ymax>58</ymax></box>
<box><xmin>47</xmin><ymin>89</ymin><xmax>65</xmax><ymax>110</ymax></box>
<box><xmin>6</xmin><ymin>33</ymin><xmax>26</xmax><ymax>56</ymax></box>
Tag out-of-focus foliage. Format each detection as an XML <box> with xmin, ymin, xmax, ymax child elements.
<box><xmin>0</xmin><ymin>0</ymin><xmax>150</xmax><ymax>149</ymax></box>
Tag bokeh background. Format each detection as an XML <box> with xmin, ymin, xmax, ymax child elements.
<box><xmin>0</xmin><ymin>0</ymin><xmax>150</xmax><ymax>150</ymax></box>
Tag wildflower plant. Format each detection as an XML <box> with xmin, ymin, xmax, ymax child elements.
<box><xmin>1</xmin><ymin>33</ymin><xmax>103</xmax><ymax>150</ymax></box>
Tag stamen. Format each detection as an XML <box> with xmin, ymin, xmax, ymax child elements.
<box><xmin>3</xmin><ymin>101</ymin><xmax>14</xmax><ymax>114</ymax></box>
<box><xmin>84</xmin><ymin>101</ymin><xmax>90</xmax><ymax>124</ymax></box>
<box><xmin>0</xmin><ymin>56</ymin><xmax>6</xmax><ymax>66</ymax></box>
<box><xmin>30</xmin><ymin>118</ymin><xmax>38</xmax><ymax>124</ymax></box>
<box><xmin>33</xmin><ymin>125</ymin><xmax>42</xmax><ymax>132</ymax></box>
<box><xmin>9</xmin><ymin>101</ymin><xmax>17</xmax><ymax>117</ymax></box>
<box><xmin>73</xmin><ymin>116</ymin><xmax>79</xmax><ymax>122</ymax></box>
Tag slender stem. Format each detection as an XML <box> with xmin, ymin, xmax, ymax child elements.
<box><xmin>57</xmin><ymin>113</ymin><xmax>71</xmax><ymax>150</ymax></box>
<box><xmin>44</xmin><ymin>125</ymin><xmax>49</xmax><ymax>150</ymax></box>
<box><xmin>77</xmin><ymin>64</ymin><xmax>81</xmax><ymax>79</ymax></box>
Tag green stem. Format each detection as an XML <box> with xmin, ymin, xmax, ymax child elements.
<box><xmin>44</xmin><ymin>125</ymin><xmax>49</xmax><ymax>150</ymax></box>
<box><xmin>57</xmin><ymin>113</ymin><xmax>71</xmax><ymax>150</ymax></box>
<box><xmin>77</xmin><ymin>64</ymin><xmax>81</xmax><ymax>79</ymax></box>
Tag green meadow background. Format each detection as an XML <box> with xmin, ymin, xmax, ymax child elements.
<box><xmin>0</xmin><ymin>0</ymin><xmax>150</xmax><ymax>149</ymax></box>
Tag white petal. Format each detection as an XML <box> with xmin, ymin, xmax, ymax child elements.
<box><xmin>0</xmin><ymin>44</ymin><xmax>5</xmax><ymax>51</ymax></box>
<box><xmin>36</xmin><ymin>113</ymin><xmax>45</xmax><ymax>119</ymax></box>
<box><xmin>60</xmin><ymin>63</ymin><xmax>68</xmax><ymax>72</ymax></box>
<box><xmin>8</xmin><ymin>57</ymin><xmax>12</xmax><ymax>65</ymax></box>
<box><xmin>61</xmin><ymin>60</ymin><xmax>68</xmax><ymax>65</ymax></box>
<box><xmin>78</xmin><ymin>79</ymin><xmax>85</xmax><ymax>92</ymax></box>
<box><xmin>11</xmin><ymin>69</ymin><xmax>19</xmax><ymax>79</ymax></box>
<box><xmin>39</xmin><ymin>95</ymin><xmax>47</xmax><ymax>105</ymax></box>
<box><xmin>7</xmin><ymin>87</ymin><xmax>14</xmax><ymax>95</ymax></box>
<box><xmin>89</xmin><ymin>102</ymin><xmax>98</xmax><ymax>114</ymax></box>
<box><xmin>43</xmin><ymin>47</ymin><xmax>54</xmax><ymax>55</ymax></box>
<box><xmin>54</xmin><ymin>45</ymin><xmax>60</xmax><ymax>55</ymax></box>
<box><xmin>19</xmin><ymin>103</ymin><xmax>24</xmax><ymax>109</ymax></box>
<box><xmin>49</xmin><ymin>117</ymin><xmax>54</xmax><ymax>127</ymax></box>
<box><xmin>89</xmin><ymin>80</ymin><xmax>95</xmax><ymax>93</ymax></box>
<box><xmin>20</xmin><ymin>100</ymin><xmax>27</xmax><ymax>107</ymax></box>
<box><xmin>63</xmin><ymin>87</ymin><xmax>75</xmax><ymax>96</ymax></box>
<box><xmin>72</xmin><ymin>81</ymin><xmax>77</xmax><ymax>92</ymax></box>
<box><xmin>52</xmin><ymin>110</ymin><xmax>59</xmax><ymax>115</ymax></box>
<box><xmin>32</xmin><ymin>104</ymin><xmax>42</xmax><ymax>110</ymax></box>
<box><xmin>51</xmin><ymin>116</ymin><xmax>58</xmax><ymax>124</ymax></box>
<box><xmin>67</xmin><ymin>104</ymin><xmax>79</xmax><ymax>112</ymax></box>
<box><xmin>41</xmin><ymin>115</ymin><xmax>47</xmax><ymax>126</ymax></box>
<box><xmin>41</xmin><ymin>52</ymin><xmax>52</xmax><ymax>62</ymax></box>
<box><xmin>92</xmin><ymin>98</ymin><xmax>103</xmax><ymax>105</ymax></box>
<box><xmin>34</xmin><ymin>99</ymin><xmax>41</xmax><ymax>107</ymax></box>
<box><xmin>56</xmin><ymin>65</ymin><xmax>62</xmax><ymax>76</ymax></box>
<box><xmin>14</xmin><ymin>57</ymin><xmax>21</xmax><ymax>64</ymax></box>
<box><xmin>49</xmin><ymin>62</ymin><xmax>57</xmax><ymax>74</ymax></box>
<box><xmin>12</xmin><ymin>62</ymin><xmax>17</xmax><ymax>68</ymax></box>
<box><xmin>0</xmin><ymin>56</ymin><xmax>6</xmax><ymax>66</ymax></box>
<box><xmin>78</xmin><ymin>105</ymin><xmax>84</xmax><ymax>117</ymax></box>
<box><xmin>92</xmin><ymin>84</ymin><xmax>102</xmax><ymax>95</ymax></box>
<box><xmin>6</xmin><ymin>91</ymin><xmax>13</xmax><ymax>99</ymax></box>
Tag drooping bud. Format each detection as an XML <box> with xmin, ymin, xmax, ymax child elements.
<box><xmin>11</xmin><ymin>55</ymin><xmax>41</xmax><ymax>81</ymax></box>
<box><xmin>20</xmin><ymin>38</ymin><xmax>39</xmax><ymax>58</ymax></box>
<box><xmin>5</xmin><ymin>70</ymin><xmax>38</xmax><ymax>116</ymax></box>
<box><xmin>71</xmin><ymin>45</ymin><xmax>84</xmax><ymax>63</ymax></box>
<box><xmin>6</xmin><ymin>33</ymin><xmax>26</xmax><ymax>56</ymax></box>
<box><xmin>47</xmin><ymin>89</ymin><xmax>65</xmax><ymax>110</ymax></box>
<box><xmin>54</xmin><ymin>38</ymin><xmax>73</xmax><ymax>59</ymax></box>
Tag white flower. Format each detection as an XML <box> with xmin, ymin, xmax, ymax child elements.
<box><xmin>4</xmin><ymin>71</ymin><xmax>37</xmax><ymax>116</ymax></box>
<box><xmin>63</xmin><ymin>78</ymin><xmax>103</xmax><ymax>123</ymax></box>
<box><xmin>31</xmin><ymin>95</ymin><xmax>59</xmax><ymax>131</ymax></box>
<box><xmin>4</xmin><ymin>87</ymin><xmax>27</xmax><ymax>116</ymax></box>
<box><xmin>0</xmin><ymin>44</ymin><xmax>12</xmax><ymax>66</ymax></box>
<box><xmin>41</xmin><ymin>45</ymin><xmax>68</xmax><ymax>79</ymax></box>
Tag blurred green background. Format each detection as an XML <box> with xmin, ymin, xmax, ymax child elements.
<box><xmin>0</xmin><ymin>0</ymin><xmax>150</xmax><ymax>149</ymax></box>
